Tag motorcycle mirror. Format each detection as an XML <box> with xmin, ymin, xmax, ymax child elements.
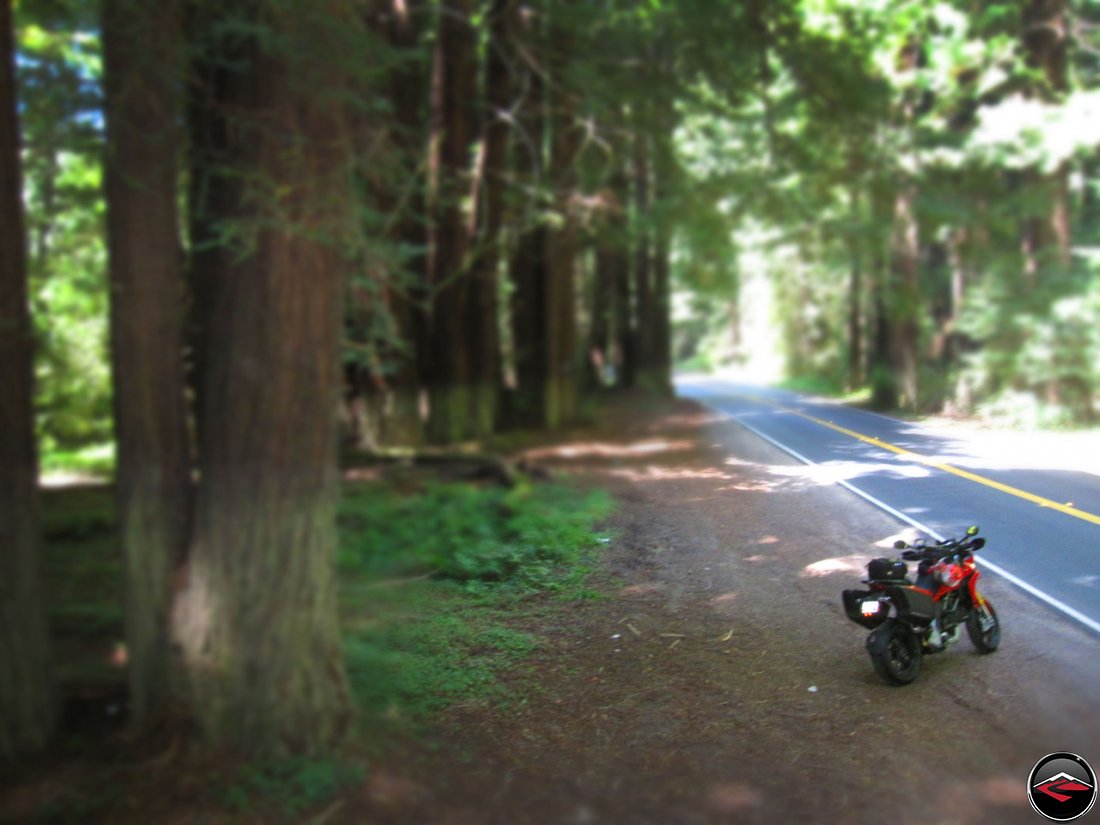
<box><xmin>966</xmin><ymin>525</ymin><xmax>979</xmax><ymax>537</ymax></box>
<box><xmin>970</xmin><ymin>537</ymin><xmax>985</xmax><ymax>550</ymax></box>
<box><xmin>893</xmin><ymin>539</ymin><xmax>908</xmax><ymax>550</ymax></box>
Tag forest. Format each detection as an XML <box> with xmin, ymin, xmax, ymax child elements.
<box><xmin>3</xmin><ymin>0</ymin><xmax>1100</xmax><ymax>783</ymax></box>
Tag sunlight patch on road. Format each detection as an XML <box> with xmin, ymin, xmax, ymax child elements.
<box><xmin>525</xmin><ymin>438</ymin><xmax>695</xmax><ymax>460</ymax></box>
<box><xmin>778</xmin><ymin>405</ymin><xmax>1100</xmax><ymax>529</ymax></box>
<box><xmin>800</xmin><ymin>555</ymin><xmax>872</xmax><ymax>578</ymax></box>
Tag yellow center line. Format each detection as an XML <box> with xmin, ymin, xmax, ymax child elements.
<box><xmin>785</xmin><ymin>407</ymin><xmax>1100</xmax><ymax>528</ymax></box>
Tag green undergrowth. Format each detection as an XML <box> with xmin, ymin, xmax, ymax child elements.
<box><xmin>33</xmin><ymin>478</ymin><xmax>614</xmax><ymax>819</ymax></box>
<box><xmin>337</xmin><ymin>480</ymin><xmax>614</xmax><ymax>731</ymax></box>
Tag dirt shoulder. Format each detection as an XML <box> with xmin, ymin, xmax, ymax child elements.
<box><xmin>359</xmin><ymin>395</ymin><xmax>1100</xmax><ymax>825</ymax></box>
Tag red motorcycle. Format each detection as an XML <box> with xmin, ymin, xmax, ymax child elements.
<box><xmin>842</xmin><ymin>526</ymin><xmax>1001</xmax><ymax>685</ymax></box>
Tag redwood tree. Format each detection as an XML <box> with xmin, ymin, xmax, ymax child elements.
<box><xmin>173</xmin><ymin>0</ymin><xmax>355</xmax><ymax>753</ymax></box>
<box><xmin>0</xmin><ymin>0</ymin><xmax>56</xmax><ymax>758</ymax></box>
<box><xmin>102</xmin><ymin>0</ymin><xmax>191</xmax><ymax>723</ymax></box>
<box><xmin>425</xmin><ymin>0</ymin><xmax>478</xmax><ymax>442</ymax></box>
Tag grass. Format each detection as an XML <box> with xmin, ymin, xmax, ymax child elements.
<box><xmin>337</xmin><ymin>479</ymin><xmax>613</xmax><ymax>730</ymax></box>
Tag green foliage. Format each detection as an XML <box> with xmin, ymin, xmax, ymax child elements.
<box><xmin>343</xmin><ymin>596</ymin><xmax>539</xmax><ymax>722</ymax></box>
<box><xmin>15</xmin><ymin>3</ymin><xmax>113</xmax><ymax>464</ymax></box>
<box><xmin>216</xmin><ymin>755</ymin><xmax>364</xmax><ymax>819</ymax></box>
<box><xmin>338</xmin><ymin>482</ymin><xmax>613</xmax><ymax>590</ymax></box>
<box><xmin>338</xmin><ymin>479</ymin><xmax>614</xmax><ymax>728</ymax></box>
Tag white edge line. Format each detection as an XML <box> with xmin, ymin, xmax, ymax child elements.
<box><xmin>706</xmin><ymin>402</ymin><xmax>1100</xmax><ymax>638</ymax></box>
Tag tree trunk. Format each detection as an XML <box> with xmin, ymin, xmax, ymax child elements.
<box><xmin>544</xmin><ymin>11</ymin><xmax>580</xmax><ymax>428</ymax></box>
<box><xmin>1022</xmin><ymin>0</ymin><xmax>1070</xmax><ymax>279</ymax></box>
<box><xmin>102</xmin><ymin>0</ymin><xmax>192</xmax><ymax>725</ymax></box>
<box><xmin>610</xmin><ymin>173</ymin><xmax>635</xmax><ymax>389</ymax></box>
<box><xmin>0</xmin><ymin>0</ymin><xmax>56</xmax><ymax>758</ymax></box>
<box><xmin>356</xmin><ymin>0</ymin><xmax>428</xmax><ymax>448</ymax></box>
<box><xmin>508</xmin><ymin>7</ymin><xmax>549</xmax><ymax>425</ymax></box>
<box><xmin>846</xmin><ymin>184</ymin><xmax>863</xmax><ymax>391</ymax></box>
<box><xmin>466</xmin><ymin>0</ymin><xmax>513</xmax><ymax>436</ymax></box>
<box><xmin>174</xmin><ymin>0</ymin><xmax>355</xmax><ymax>754</ymax></box>
<box><xmin>588</xmin><ymin>219</ymin><xmax>618</xmax><ymax>391</ymax></box>
<box><xmin>650</xmin><ymin>126</ymin><xmax>675</xmax><ymax>397</ymax></box>
<box><xmin>425</xmin><ymin>0</ymin><xmax>478</xmax><ymax>443</ymax></box>
<box><xmin>632</xmin><ymin>127</ymin><xmax>654</xmax><ymax>391</ymax></box>
<box><xmin>888</xmin><ymin>182</ymin><xmax>920</xmax><ymax>410</ymax></box>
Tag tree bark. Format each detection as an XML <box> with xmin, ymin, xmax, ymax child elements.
<box><xmin>354</xmin><ymin>0</ymin><xmax>429</xmax><ymax>448</ymax></box>
<box><xmin>508</xmin><ymin>7</ymin><xmax>549</xmax><ymax>425</ymax></box>
<box><xmin>0</xmin><ymin>0</ymin><xmax>56</xmax><ymax>758</ymax></box>
<box><xmin>632</xmin><ymin>127</ymin><xmax>653</xmax><ymax>391</ymax></box>
<box><xmin>466</xmin><ymin>0</ymin><xmax>514</xmax><ymax>436</ymax></box>
<box><xmin>846</xmin><ymin>183</ymin><xmax>863</xmax><ymax>391</ymax></box>
<box><xmin>888</xmin><ymin>182</ymin><xmax>920</xmax><ymax>410</ymax></box>
<box><xmin>425</xmin><ymin>0</ymin><xmax>478</xmax><ymax>443</ymax></box>
<box><xmin>175</xmin><ymin>0</ymin><xmax>355</xmax><ymax>754</ymax></box>
<box><xmin>543</xmin><ymin>10</ymin><xmax>580</xmax><ymax>428</ymax></box>
<box><xmin>1022</xmin><ymin>0</ymin><xmax>1070</xmax><ymax>279</ymax></box>
<box><xmin>650</xmin><ymin>125</ymin><xmax>675</xmax><ymax>397</ymax></box>
<box><xmin>102</xmin><ymin>0</ymin><xmax>192</xmax><ymax>724</ymax></box>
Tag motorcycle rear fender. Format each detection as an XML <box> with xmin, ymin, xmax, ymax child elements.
<box><xmin>883</xmin><ymin>584</ymin><xmax>936</xmax><ymax>622</ymax></box>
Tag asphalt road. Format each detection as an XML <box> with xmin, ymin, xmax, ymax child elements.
<box><xmin>677</xmin><ymin>376</ymin><xmax>1100</xmax><ymax>636</ymax></box>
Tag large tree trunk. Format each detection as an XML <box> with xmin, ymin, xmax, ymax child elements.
<box><xmin>466</xmin><ymin>0</ymin><xmax>513</xmax><ymax>436</ymax></box>
<box><xmin>631</xmin><ymin>127</ymin><xmax>654</xmax><ymax>391</ymax></box>
<box><xmin>508</xmin><ymin>8</ymin><xmax>549</xmax><ymax>425</ymax></box>
<box><xmin>888</xmin><ymin>182</ymin><xmax>920</xmax><ymax>410</ymax></box>
<box><xmin>543</xmin><ymin>11</ymin><xmax>580</xmax><ymax>428</ymax></box>
<box><xmin>649</xmin><ymin>126</ymin><xmax>675</xmax><ymax>397</ymax></box>
<box><xmin>1022</xmin><ymin>0</ymin><xmax>1070</xmax><ymax>279</ymax></box>
<box><xmin>0</xmin><ymin>0</ymin><xmax>56</xmax><ymax>758</ymax></box>
<box><xmin>425</xmin><ymin>0</ymin><xmax>478</xmax><ymax>443</ymax></box>
<box><xmin>846</xmin><ymin>183</ymin><xmax>864</xmax><ymax>391</ymax></box>
<box><xmin>102</xmin><ymin>0</ymin><xmax>192</xmax><ymax>724</ymax></box>
<box><xmin>353</xmin><ymin>0</ymin><xmax>429</xmax><ymax>448</ymax></box>
<box><xmin>174</xmin><ymin>0</ymin><xmax>354</xmax><ymax>754</ymax></box>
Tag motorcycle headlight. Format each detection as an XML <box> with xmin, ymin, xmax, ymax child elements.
<box><xmin>935</xmin><ymin>563</ymin><xmax>964</xmax><ymax>588</ymax></box>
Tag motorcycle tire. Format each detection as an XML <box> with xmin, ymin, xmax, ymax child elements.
<box><xmin>966</xmin><ymin>601</ymin><xmax>1000</xmax><ymax>653</ymax></box>
<box><xmin>867</xmin><ymin>619</ymin><xmax>922</xmax><ymax>686</ymax></box>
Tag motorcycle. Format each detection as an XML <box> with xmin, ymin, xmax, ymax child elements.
<box><xmin>842</xmin><ymin>526</ymin><xmax>1001</xmax><ymax>685</ymax></box>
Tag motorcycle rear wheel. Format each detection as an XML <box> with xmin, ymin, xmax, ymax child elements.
<box><xmin>867</xmin><ymin>619</ymin><xmax>922</xmax><ymax>685</ymax></box>
<box><xmin>966</xmin><ymin>601</ymin><xmax>1000</xmax><ymax>653</ymax></box>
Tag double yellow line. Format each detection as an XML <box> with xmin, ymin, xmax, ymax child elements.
<box><xmin>787</xmin><ymin>407</ymin><xmax>1100</xmax><ymax>528</ymax></box>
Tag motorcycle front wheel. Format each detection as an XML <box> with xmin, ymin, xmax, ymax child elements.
<box><xmin>966</xmin><ymin>601</ymin><xmax>1000</xmax><ymax>653</ymax></box>
<box><xmin>867</xmin><ymin>619</ymin><xmax>922</xmax><ymax>685</ymax></box>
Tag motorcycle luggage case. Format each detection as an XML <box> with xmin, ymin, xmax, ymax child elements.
<box><xmin>867</xmin><ymin>557</ymin><xmax>908</xmax><ymax>582</ymax></box>
<box><xmin>883</xmin><ymin>584</ymin><xmax>936</xmax><ymax>621</ymax></box>
<box><xmin>842</xmin><ymin>588</ymin><xmax>888</xmax><ymax>630</ymax></box>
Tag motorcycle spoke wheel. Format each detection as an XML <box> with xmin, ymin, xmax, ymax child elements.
<box><xmin>966</xmin><ymin>601</ymin><xmax>1000</xmax><ymax>653</ymax></box>
<box><xmin>868</xmin><ymin>621</ymin><xmax>922</xmax><ymax>686</ymax></box>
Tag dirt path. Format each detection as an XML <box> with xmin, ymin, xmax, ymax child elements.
<box><xmin>360</xmin><ymin>396</ymin><xmax>1100</xmax><ymax>825</ymax></box>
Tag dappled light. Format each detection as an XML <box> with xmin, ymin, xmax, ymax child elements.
<box><xmin>705</xmin><ymin>781</ymin><xmax>762</xmax><ymax>814</ymax></box>
<box><xmin>523</xmin><ymin>439</ymin><xmax>695</xmax><ymax>461</ymax></box>
<box><xmin>801</xmin><ymin>555</ymin><xmax>873</xmax><ymax>578</ymax></box>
